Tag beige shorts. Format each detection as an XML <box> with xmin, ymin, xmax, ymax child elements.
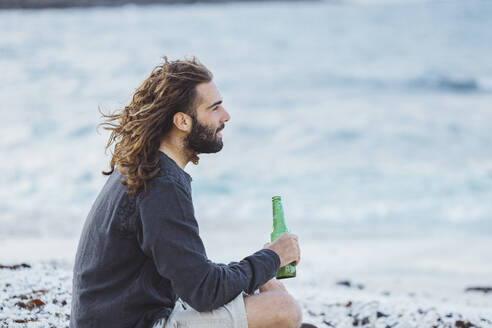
<box><xmin>152</xmin><ymin>293</ymin><xmax>248</xmax><ymax>328</ymax></box>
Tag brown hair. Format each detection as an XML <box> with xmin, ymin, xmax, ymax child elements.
<box><xmin>98</xmin><ymin>56</ymin><xmax>213</xmax><ymax>195</ymax></box>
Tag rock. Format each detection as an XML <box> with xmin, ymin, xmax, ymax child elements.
<box><xmin>14</xmin><ymin>299</ymin><xmax>45</xmax><ymax>310</ymax></box>
<box><xmin>481</xmin><ymin>318</ymin><xmax>492</xmax><ymax>324</ymax></box>
<box><xmin>377</xmin><ymin>311</ymin><xmax>389</xmax><ymax>318</ymax></box>
<box><xmin>322</xmin><ymin>320</ymin><xmax>335</xmax><ymax>327</ymax></box>
<box><xmin>335</xmin><ymin>280</ymin><xmax>365</xmax><ymax>289</ymax></box>
<box><xmin>26</xmin><ymin>299</ymin><xmax>46</xmax><ymax>310</ymax></box>
<box><xmin>465</xmin><ymin>286</ymin><xmax>492</xmax><ymax>293</ymax></box>
<box><xmin>336</xmin><ymin>280</ymin><xmax>352</xmax><ymax>288</ymax></box>
<box><xmin>455</xmin><ymin>320</ymin><xmax>475</xmax><ymax>328</ymax></box>
<box><xmin>0</xmin><ymin>263</ymin><xmax>31</xmax><ymax>270</ymax></box>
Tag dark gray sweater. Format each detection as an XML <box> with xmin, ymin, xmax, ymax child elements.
<box><xmin>70</xmin><ymin>150</ymin><xmax>280</xmax><ymax>328</ymax></box>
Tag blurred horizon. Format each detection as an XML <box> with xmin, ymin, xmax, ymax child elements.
<box><xmin>0</xmin><ymin>0</ymin><xmax>471</xmax><ymax>10</ymax></box>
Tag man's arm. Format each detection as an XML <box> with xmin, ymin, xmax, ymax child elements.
<box><xmin>136</xmin><ymin>177</ymin><xmax>280</xmax><ymax>312</ymax></box>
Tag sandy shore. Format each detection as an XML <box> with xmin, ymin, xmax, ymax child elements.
<box><xmin>1</xmin><ymin>260</ymin><xmax>491</xmax><ymax>328</ymax></box>
<box><xmin>1</xmin><ymin>231</ymin><xmax>491</xmax><ymax>327</ymax></box>
<box><xmin>0</xmin><ymin>262</ymin><xmax>72</xmax><ymax>328</ymax></box>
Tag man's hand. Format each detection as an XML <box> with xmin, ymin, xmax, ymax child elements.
<box><xmin>264</xmin><ymin>233</ymin><xmax>300</xmax><ymax>268</ymax></box>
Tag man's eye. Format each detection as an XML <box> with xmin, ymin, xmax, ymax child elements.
<box><xmin>213</xmin><ymin>107</ymin><xmax>219</xmax><ymax>111</ymax></box>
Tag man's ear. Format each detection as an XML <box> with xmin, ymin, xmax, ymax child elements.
<box><xmin>173</xmin><ymin>112</ymin><xmax>192</xmax><ymax>133</ymax></box>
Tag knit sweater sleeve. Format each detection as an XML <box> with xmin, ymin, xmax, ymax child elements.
<box><xmin>136</xmin><ymin>177</ymin><xmax>280</xmax><ymax>312</ymax></box>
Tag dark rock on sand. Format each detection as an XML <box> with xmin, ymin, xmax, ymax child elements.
<box><xmin>15</xmin><ymin>299</ymin><xmax>45</xmax><ymax>310</ymax></box>
<box><xmin>336</xmin><ymin>280</ymin><xmax>352</xmax><ymax>288</ymax></box>
<box><xmin>308</xmin><ymin>310</ymin><xmax>318</xmax><ymax>316</ymax></box>
<box><xmin>455</xmin><ymin>320</ymin><xmax>475</xmax><ymax>328</ymax></box>
<box><xmin>300</xmin><ymin>324</ymin><xmax>319</xmax><ymax>328</ymax></box>
<box><xmin>335</xmin><ymin>280</ymin><xmax>365</xmax><ymax>290</ymax></box>
<box><xmin>0</xmin><ymin>263</ymin><xmax>31</xmax><ymax>270</ymax></box>
<box><xmin>465</xmin><ymin>286</ymin><xmax>492</xmax><ymax>294</ymax></box>
<box><xmin>481</xmin><ymin>318</ymin><xmax>492</xmax><ymax>325</ymax></box>
<box><xmin>361</xmin><ymin>316</ymin><xmax>370</xmax><ymax>325</ymax></box>
<box><xmin>322</xmin><ymin>320</ymin><xmax>336</xmax><ymax>327</ymax></box>
<box><xmin>386</xmin><ymin>323</ymin><xmax>399</xmax><ymax>328</ymax></box>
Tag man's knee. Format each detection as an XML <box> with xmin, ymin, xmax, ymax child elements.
<box><xmin>245</xmin><ymin>290</ymin><xmax>302</xmax><ymax>328</ymax></box>
<box><xmin>272</xmin><ymin>291</ymin><xmax>303</xmax><ymax>328</ymax></box>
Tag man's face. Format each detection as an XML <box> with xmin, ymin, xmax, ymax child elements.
<box><xmin>185</xmin><ymin>81</ymin><xmax>231</xmax><ymax>154</ymax></box>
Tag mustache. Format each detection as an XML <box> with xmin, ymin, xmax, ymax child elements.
<box><xmin>216</xmin><ymin>124</ymin><xmax>225</xmax><ymax>133</ymax></box>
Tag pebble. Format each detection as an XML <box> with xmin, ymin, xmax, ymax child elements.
<box><xmin>1</xmin><ymin>264</ymin><xmax>491</xmax><ymax>328</ymax></box>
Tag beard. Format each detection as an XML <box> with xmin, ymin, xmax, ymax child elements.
<box><xmin>185</xmin><ymin>114</ymin><xmax>224</xmax><ymax>154</ymax></box>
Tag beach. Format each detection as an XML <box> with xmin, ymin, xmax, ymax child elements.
<box><xmin>1</xmin><ymin>0</ymin><xmax>491</xmax><ymax>326</ymax></box>
<box><xmin>1</xmin><ymin>230</ymin><xmax>491</xmax><ymax>327</ymax></box>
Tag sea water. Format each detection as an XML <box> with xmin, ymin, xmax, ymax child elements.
<box><xmin>0</xmin><ymin>0</ymin><xmax>491</xmax><ymax>243</ymax></box>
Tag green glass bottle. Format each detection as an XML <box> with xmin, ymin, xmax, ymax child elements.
<box><xmin>270</xmin><ymin>196</ymin><xmax>296</xmax><ymax>279</ymax></box>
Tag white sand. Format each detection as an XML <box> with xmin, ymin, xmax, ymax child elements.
<box><xmin>1</xmin><ymin>230</ymin><xmax>491</xmax><ymax>327</ymax></box>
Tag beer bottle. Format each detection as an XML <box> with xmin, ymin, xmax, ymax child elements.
<box><xmin>270</xmin><ymin>196</ymin><xmax>296</xmax><ymax>279</ymax></box>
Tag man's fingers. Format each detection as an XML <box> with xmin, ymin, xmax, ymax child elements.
<box><xmin>293</xmin><ymin>247</ymin><xmax>300</xmax><ymax>266</ymax></box>
<box><xmin>294</xmin><ymin>237</ymin><xmax>300</xmax><ymax>266</ymax></box>
<box><xmin>266</xmin><ymin>232</ymin><xmax>301</xmax><ymax>268</ymax></box>
<box><xmin>288</xmin><ymin>234</ymin><xmax>300</xmax><ymax>266</ymax></box>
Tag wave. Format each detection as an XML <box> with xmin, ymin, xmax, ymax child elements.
<box><xmin>408</xmin><ymin>75</ymin><xmax>484</xmax><ymax>93</ymax></box>
<box><xmin>323</xmin><ymin>0</ymin><xmax>439</xmax><ymax>4</ymax></box>
<box><xmin>312</xmin><ymin>73</ymin><xmax>490</xmax><ymax>94</ymax></box>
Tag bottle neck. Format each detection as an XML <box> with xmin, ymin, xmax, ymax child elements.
<box><xmin>272</xmin><ymin>201</ymin><xmax>288</xmax><ymax>233</ymax></box>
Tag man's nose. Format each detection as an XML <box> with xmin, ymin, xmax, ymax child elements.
<box><xmin>221</xmin><ymin>107</ymin><xmax>231</xmax><ymax>123</ymax></box>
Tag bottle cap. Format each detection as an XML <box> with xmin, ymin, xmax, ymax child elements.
<box><xmin>272</xmin><ymin>196</ymin><xmax>281</xmax><ymax>201</ymax></box>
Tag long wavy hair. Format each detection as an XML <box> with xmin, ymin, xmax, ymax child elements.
<box><xmin>98</xmin><ymin>56</ymin><xmax>213</xmax><ymax>195</ymax></box>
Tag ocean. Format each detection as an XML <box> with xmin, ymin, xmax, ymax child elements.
<box><xmin>1</xmin><ymin>3</ymin><xmax>492</xmax><ymax>327</ymax></box>
<box><xmin>1</xmin><ymin>0</ymin><xmax>491</xmax><ymax>243</ymax></box>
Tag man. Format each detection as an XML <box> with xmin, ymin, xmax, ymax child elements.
<box><xmin>71</xmin><ymin>57</ymin><xmax>302</xmax><ymax>328</ymax></box>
